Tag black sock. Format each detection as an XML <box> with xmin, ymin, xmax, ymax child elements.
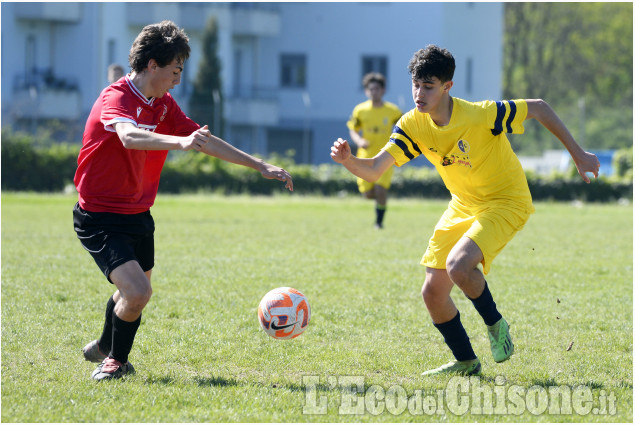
<box><xmin>433</xmin><ymin>311</ymin><xmax>477</xmax><ymax>361</ymax></box>
<box><xmin>97</xmin><ymin>296</ymin><xmax>116</xmax><ymax>354</ymax></box>
<box><xmin>468</xmin><ymin>281</ymin><xmax>502</xmax><ymax>326</ymax></box>
<box><xmin>376</xmin><ymin>205</ymin><xmax>386</xmax><ymax>225</ymax></box>
<box><xmin>110</xmin><ymin>312</ymin><xmax>141</xmax><ymax>364</ymax></box>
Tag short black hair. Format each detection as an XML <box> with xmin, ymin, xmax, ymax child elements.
<box><xmin>128</xmin><ymin>20</ymin><xmax>191</xmax><ymax>72</ymax></box>
<box><xmin>408</xmin><ymin>45</ymin><xmax>455</xmax><ymax>83</ymax></box>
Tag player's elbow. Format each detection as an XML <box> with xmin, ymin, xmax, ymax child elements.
<box><xmin>119</xmin><ymin>135</ymin><xmax>135</xmax><ymax>149</ymax></box>
<box><xmin>526</xmin><ymin>98</ymin><xmax>550</xmax><ymax>120</ymax></box>
<box><xmin>119</xmin><ymin>129</ymin><xmax>145</xmax><ymax>150</ymax></box>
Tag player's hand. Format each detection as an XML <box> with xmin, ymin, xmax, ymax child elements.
<box><xmin>259</xmin><ymin>163</ymin><xmax>294</xmax><ymax>192</ymax></box>
<box><xmin>330</xmin><ymin>138</ymin><xmax>352</xmax><ymax>164</ymax></box>
<box><xmin>358</xmin><ymin>138</ymin><xmax>370</xmax><ymax>149</ymax></box>
<box><xmin>181</xmin><ymin>125</ymin><xmax>211</xmax><ymax>151</ymax></box>
<box><xmin>574</xmin><ymin>151</ymin><xmax>600</xmax><ymax>183</ymax></box>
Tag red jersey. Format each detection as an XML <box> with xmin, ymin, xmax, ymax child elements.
<box><xmin>74</xmin><ymin>76</ymin><xmax>199</xmax><ymax>214</ymax></box>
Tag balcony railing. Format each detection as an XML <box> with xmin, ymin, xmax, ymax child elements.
<box><xmin>15</xmin><ymin>2</ymin><xmax>81</xmax><ymax>23</ymax></box>
<box><xmin>231</xmin><ymin>85</ymin><xmax>278</xmax><ymax>101</ymax></box>
<box><xmin>227</xmin><ymin>85</ymin><xmax>279</xmax><ymax>126</ymax></box>
<box><xmin>11</xmin><ymin>68</ymin><xmax>81</xmax><ymax>120</ymax></box>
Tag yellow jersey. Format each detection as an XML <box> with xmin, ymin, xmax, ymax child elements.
<box><xmin>347</xmin><ymin>100</ymin><xmax>403</xmax><ymax>158</ymax></box>
<box><xmin>383</xmin><ymin>97</ymin><xmax>534</xmax><ymax>213</ymax></box>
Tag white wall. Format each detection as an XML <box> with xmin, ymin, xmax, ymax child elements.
<box><xmin>1</xmin><ymin>2</ymin><xmax>503</xmax><ymax>163</ymax></box>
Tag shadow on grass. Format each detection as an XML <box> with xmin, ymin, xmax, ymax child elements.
<box><xmin>144</xmin><ymin>374</ymin><xmax>241</xmax><ymax>387</ymax></box>
<box><xmin>145</xmin><ymin>375</ymin><xmax>177</xmax><ymax>385</ymax></box>
<box><xmin>195</xmin><ymin>376</ymin><xmax>240</xmax><ymax>387</ymax></box>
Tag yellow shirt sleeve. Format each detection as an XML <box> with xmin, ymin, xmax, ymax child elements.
<box><xmin>346</xmin><ymin>105</ymin><xmax>361</xmax><ymax>132</ymax></box>
<box><xmin>485</xmin><ymin>99</ymin><xmax>528</xmax><ymax>135</ymax></box>
<box><xmin>381</xmin><ymin>112</ymin><xmax>422</xmax><ymax>167</ymax></box>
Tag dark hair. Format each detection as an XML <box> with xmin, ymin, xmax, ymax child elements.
<box><xmin>128</xmin><ymin>20</ymin><xmax>191</xmax><ymax>72</ymax></box>
<box><xmin>408</xmin><ymin>45</ymin><xmax>455</xmax><ymax>83</ymax></box>
<box><xmin>362</xmin><ymin>72</ymin><xmax>386</xmax><ymax>89</ymax></box>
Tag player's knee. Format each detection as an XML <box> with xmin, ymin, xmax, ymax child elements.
<box><xmin>421</xmin><ymin>280</ymin><xmax>443</xmax><ymax>307</ymax></box>
<box><xmin>446</xmin><ymin>258</ymin><xmax>469</xmax><ymax>287</ymax></box>
<box><xmin>124</xmin><ymin>284</ymin><xmax>152</xmax><ymax>312</ymax></box>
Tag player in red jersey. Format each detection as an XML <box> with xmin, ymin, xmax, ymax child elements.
<box><xmin>74</xmin><ymin>21</ymin><xmax>293</xmax><ymax>381</ymax></box>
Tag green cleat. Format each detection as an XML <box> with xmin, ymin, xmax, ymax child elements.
<box><xmin>488</xmin><ymin>317</ymin><xmax>514</xmax><ymax>362</ymax></box>
<box><xmin>422</xmin><ymin>358</ymin><xmax>482</xmax><ymax>376</ymax></box>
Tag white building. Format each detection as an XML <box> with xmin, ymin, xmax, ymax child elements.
<box><xmin>1</xmin><ymin>2</ymin><xmax>503</xmax><ymax>164</ymax></box>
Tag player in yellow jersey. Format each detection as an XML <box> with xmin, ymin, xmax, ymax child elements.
<box><xmin>331</xmin><ymin>45</ymin><xmax>600</xmax><ymax>376</ymax></box>
<box><xmin>347</xmin><ymin>73</ymin><xmax>402</xmax><ymax>229</ymax></box>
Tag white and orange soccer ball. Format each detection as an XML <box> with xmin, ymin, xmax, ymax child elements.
<box><xmin>257</xmin><ymin>287</ymin><xmax>310</xmax><ymax>339</ymax></box>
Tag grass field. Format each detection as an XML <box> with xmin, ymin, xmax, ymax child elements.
<box><xmin>1</xmin><ymin>193</ymin><xmax>632</xmax><ymax>422</ymax></box>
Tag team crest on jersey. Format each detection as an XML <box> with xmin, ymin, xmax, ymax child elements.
<box><xmin>160</xmin><ymin>105</ymin><xmax>168</xmax><ymax>122</ymax></box>
<box><xmin>458</xmin><ymin>140</ymin><xmax>470</xmax><ymax>153</ymax></box>
<box><xmin>136</xmin><ymin>107</ymin><xmax>142</xmax><ymax>118</ymax></box>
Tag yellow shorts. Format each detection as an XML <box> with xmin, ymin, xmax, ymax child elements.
<box><xmin>421</xmin><ymin>199</ymin><xmax>533</xmax><ymax>275</ymax></box>
<box><xmin>357</xmin><ymin>165</ymin><xmax>394</xmax><ymax>193</ymax></box>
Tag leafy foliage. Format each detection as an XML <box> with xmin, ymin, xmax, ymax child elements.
<box><xmin>0</xmin><ymin>127</ymin><xmax>79</xmax><ymax>191</ymax></box>
<box><xmin>613</xmin><ymin>146</ymin><xmax>633</xmax><ymax>179</ymax></box>
<box><xmin>2</xmin><ymin>128</ymin><xmax>631</xmax><ymax>201</ymax></box>
<box><xmin>503</xmin><ymin>3</ymin><xmax>633</xmax><ymax>154</ymax></box>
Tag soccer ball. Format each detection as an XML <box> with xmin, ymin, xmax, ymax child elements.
<box><xmin>257</xmin><ymin>287</ymin><xmax>310</xmax><ymax>339</ymax></box>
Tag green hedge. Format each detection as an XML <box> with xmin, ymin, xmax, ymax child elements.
<box><xmin>1</xmin><ymin>128</ymin><xmax>80</xmax><ymax>192</ymax></box>
<box><xmin>1</xmin><ymin>130</ymin><xmax>632</xmax><ymax>202</ymax></box>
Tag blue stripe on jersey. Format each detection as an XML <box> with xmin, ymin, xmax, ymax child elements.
<box><xmin>505</xmin><ymin>100</ymin><xmax>517</xmax><ymax>133</ymax></box>
<box><xmin>392</xmin><ymin>125</ymin><xmax>422</xmax><ymax>155</ymax></box>
<box><xmin>492</xmin><ymin>101</ymin><xmax>506</xmax><ymax>136</ymax></box>
<box><xmin>390</xmin><ymin>138</ymin><xmax>415</xmax><ymax>160</ymax></box>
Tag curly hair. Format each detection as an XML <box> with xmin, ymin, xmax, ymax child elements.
<box><xmin>407</xmin><ymin>45</ymin><xmax>455</xmax><ymax>83</ymax></box>
<box><xmin>128</xmin><ymin>20</ymin><xmax>191</xmax><ymax>72</ymax></box>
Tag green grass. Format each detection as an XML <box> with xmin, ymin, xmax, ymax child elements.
<box><xmin>1</xmin><ymin>193</ymin><xmax>632</xmax><ymax>422</ymax></box>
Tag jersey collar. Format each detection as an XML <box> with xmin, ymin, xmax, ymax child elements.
<box><xmin>125</xmin><ymin>75</ymin><xmax>156</xmax><ymax>106</ymax></box>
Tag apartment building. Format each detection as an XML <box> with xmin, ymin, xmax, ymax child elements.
<box><xmin>1</xmin><ymin>2</ymin><xmax>502</xmax><ymax>164</ymax></box>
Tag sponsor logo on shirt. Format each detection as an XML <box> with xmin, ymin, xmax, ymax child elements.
<box><xmin>441</xmin><ymin>153</ymin><xmax>472</xmax><ymax>168</ymax></box>
<box><xmin>137</xmin><ymin>107</ymin><xmax>142</xmax><ymax>118</ymax></box>
<box><xmin>458</xmin><ymin>140</ymin><xmax>470</xmax><ymax>153</ymax></box>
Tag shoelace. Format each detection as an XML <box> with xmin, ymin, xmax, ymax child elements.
<box><xmin>101</xmin><ymin>358</ymin><xmax>123</xmax><ymax>373</ymax></box>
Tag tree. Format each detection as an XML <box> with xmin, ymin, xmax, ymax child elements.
<box><xmin>503</xmin><ymin>3</ymin><xmax>633</xmax><ymax>154</ymax></box>
<box><xmin>189</xmin><ymin>17</ymin><xmax>224</xmax><ymax>137</ymax></box>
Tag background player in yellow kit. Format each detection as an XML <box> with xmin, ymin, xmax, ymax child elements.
<box><xmin>331</xmin><ymin>45</ymin><xmax>600</xmax><ymax>375</ymax></box>
<box><xmin>347</xmin><ymin>73</ymin><xmax>402</xmax><ymax>229</ymax></box>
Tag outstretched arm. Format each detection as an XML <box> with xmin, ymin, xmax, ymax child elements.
<box><xmin>115</xmin><ymin>122</ymin><xmax>292</xmax><ymax>191</ymax></box>
<box><xmin>526</xmin><ymin>99</ymin><xmax>600</xmax><ymax>183</ymax></box>
<box><xmin>330</xmin><ymin>138</ymin><xmax>395</xmax><ymax>182</ymax></box>
<box><xmin>200</xmin><ymin>132</ymin><xmax>293</xmax><ymax>192</ymax></box>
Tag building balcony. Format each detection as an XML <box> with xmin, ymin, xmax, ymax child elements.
<box><xmin>14</xmin><ymin>2</ymin><xmax>81</xmax><ymax>23</ymax></box>
<box><xmin>12</xmin><ymin>88</ymin><xmax>81</xmax><ymax>121</ymax></box>
<box><xmin>226</xmin><ymin>86</ymin><xmax>279</xmax><ymax>126</ymax></box>
<box><xmin>230</xmin><ymin>4</ymin><xmax>281</xmax><ymax>37</ymax></box>
<box><xmin>126</xmin><ymin>3</ymin><xmax>280</xmax><ymax>36</ymax></box>
<box><xmin>12</xmin><ymin>69</ymin><xmax>81</xmax><ymax>120</ymax></box>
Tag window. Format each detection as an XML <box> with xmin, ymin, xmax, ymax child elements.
<box><xmin>361</xmin><ymin>55</ymin><xmax>388</xmax><ymax>83</ymax></box>
<box><xmin>107</xmin><ymin>39</ymin><xmax>117</xmax><ymax>65</ymax></box>
<box><xmin>25</xmin><ymin>35</ymin><xmax>36</xmax><ymax>73</ymax></box>
<box><xmin>280</xmin><ymin>54</ymin><xmax>306</xmax><ymax>88</ymax></box>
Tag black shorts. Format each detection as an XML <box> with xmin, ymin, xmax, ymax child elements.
<box><xmin>73</xmin><ymin>203</ymin><xmax>155</xmax><ymax>283</ymax></box>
